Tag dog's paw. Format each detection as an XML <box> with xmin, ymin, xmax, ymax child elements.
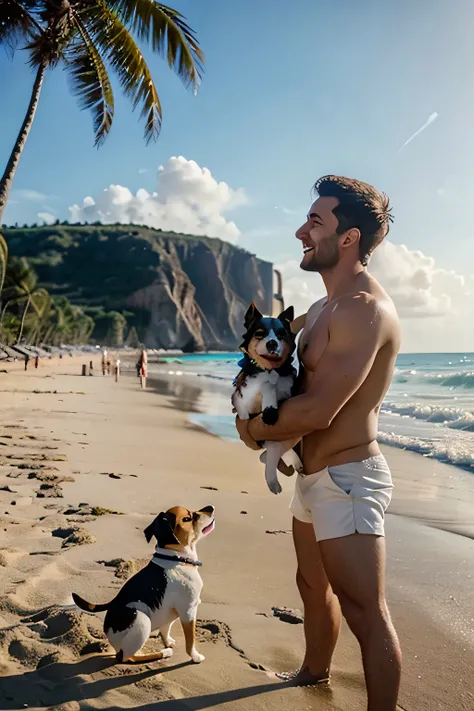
<box><xmin>262</xmin><ymin>406</ymin><xmax>279</xmax><ymax>425</ymax></box>
<box><xmin>162</xmin><ymin>647</ymin><xmax>174</xmax><ymax>659</ymax></box>
<box><xmin>191</xmin><ymin>650</ymin><xmax>205</xmax><ymax>664</ymax></box>
<box><xmin>267</xmin><ymin>479</ymin><xmax>282</xmax><ymax>495</ymax></box>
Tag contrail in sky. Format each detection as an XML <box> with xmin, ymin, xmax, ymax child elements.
<box><xmin>398</xmin><ymin>112</ymin><xmax>438</xmax><ymax>152</ymax></box>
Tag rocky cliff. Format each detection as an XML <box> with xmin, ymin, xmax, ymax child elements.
<box><xmin>3</xmin><ymin>225</ymin><xmax>273</xmax><ymax>349</ymax></box>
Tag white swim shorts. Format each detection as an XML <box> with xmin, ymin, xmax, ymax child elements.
<box><xmin>290</xmin><ymin>454</ymin><xmax>393</xmax><ymax>541</ymax></box>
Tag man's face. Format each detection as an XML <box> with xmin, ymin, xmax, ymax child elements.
<box><xmin>295</xmin><ymin>196</ymin><xmax>341</xmax><ymax>272</ymax></box>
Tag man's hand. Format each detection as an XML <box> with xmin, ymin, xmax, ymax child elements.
<box><xmin>235</xmin><ymin>416</ymin><xmax>263</xmax><ymax>450</ymax></box>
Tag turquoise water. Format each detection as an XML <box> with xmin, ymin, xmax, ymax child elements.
<box><xmin>149</xmin><ymin>352</ymin><xmax>474</xmax><ymax>470</ymax></box>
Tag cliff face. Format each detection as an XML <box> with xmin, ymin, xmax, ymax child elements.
<box><xmin>3</xmin><ymin>225</ymin><xmax>273</xmax><ymax>349</ymax></box>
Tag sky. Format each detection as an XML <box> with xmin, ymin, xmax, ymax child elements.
<box><xmin>1</xmin><ymin>0</ymin><xmax>474</xmax><ymax>352</ymax></box>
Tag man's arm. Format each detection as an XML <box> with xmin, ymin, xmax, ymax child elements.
<box><xmin>248</xmin><ymin>294</ymin><xmax>384</xmax><ymax>442</ymax></box>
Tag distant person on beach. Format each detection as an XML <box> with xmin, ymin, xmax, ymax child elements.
<box><xmin>34</xmin><ymin>354</ymin><xmax>39</xmax><ymax>369</ymax></box>
<box><xmin>101</xmin><ymin>350</ymin><xmax>107</xmax><ymax>376</ymax></box>
<box><xmin>24</xmin><ymin>353</ymin><xmax>30</xmax><ymax>371</ymax></box>
<box><xmin>236</xmin><ymin>175</ymin><xmax>402</xmax><ymax>710</ymax></box>
<box><xmin>139</xmin><ymin>349</ymin><xmax>147</xmax><ymax>389</ymax></box>
<box><xmin>114</xmin><ymin>358</ymin><xmax>120</xmax><ymax>383</ymax></box>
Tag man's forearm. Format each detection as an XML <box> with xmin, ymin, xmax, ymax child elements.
<box><xmin>248</xmin><ymin>393</ymin><xmax>328</xmax><ymax>442</ymax></box>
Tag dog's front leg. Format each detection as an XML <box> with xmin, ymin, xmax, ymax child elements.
<box><xmin>261</xmin><ymin>382</ymin><xmax>279</xmax><ymax>425</ymax></box>
<box><xmin>263</xmin><ymin>441</ymin><xmax>284</xmax><ymax>494</ymax></box>
<box><xmin>181</xmin><ymin>616</ymin><xmax>204</xmax><ymax>663</ymax></box>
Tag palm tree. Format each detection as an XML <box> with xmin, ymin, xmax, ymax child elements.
<box><xmin>0</xmin><ymin>234</ymin><xmax>7</xmax><ymax>291</ymax></box>
<box><xmin>0</xmin><ymin>256</ymin><xmax>49</xmax><ymax>342</ymax></box>
<box><xmin>0</xmin><ymin>1</ymin><xmax>203</xmax><ymax>223</ymax></box>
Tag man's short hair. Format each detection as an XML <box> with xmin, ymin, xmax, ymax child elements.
<box><xmin>313</xmin><ymin>175</ymin><xmax>393</xmax><ymax>266</ymax></box>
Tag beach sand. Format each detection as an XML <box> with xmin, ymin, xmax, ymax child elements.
<box><xmin>0</xmin><ymin>359</ymin><xmax>473</xmax><ymax>710</ymax></box>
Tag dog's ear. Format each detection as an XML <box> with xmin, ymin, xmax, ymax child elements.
<box><xmin>144</xmin><ymin>512</ymin><xmax>179</xmax><ymax>547</ymax></box>
<box><xmin>244</xmin><ymin>302</ymin><xmax>263</xmax><ymax>330</ymax></box>
<box><xmin>278</xmin><ymin>306</ymin><xmax>294</xmax><ymax>326</ymax></box>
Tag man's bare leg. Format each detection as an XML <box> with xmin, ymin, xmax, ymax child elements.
<box><xmin>277</xmin><ymin>518</ymin><xmax>341</xmax><ymax>684</ymax></box>
<box><xmin>319</xmin><ymin>534</ymin><xmax>401</xmax><ymax>711</ymax></box>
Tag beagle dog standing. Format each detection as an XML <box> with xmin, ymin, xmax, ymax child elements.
<box><xmin>72</xmin><ymin>505</ymin><xmax>215</xmax><ymax>664</ymax></box>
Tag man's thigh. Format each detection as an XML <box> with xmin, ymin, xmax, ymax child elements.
<box><xmin>318</xmin><ymin>534</ymin><xmax>386</xmax><ymax>606</ymax></box>
<box><xmin>293</xmin><ymin>517</ymin><xmax>331</xmax><ymax>592</ymax></box>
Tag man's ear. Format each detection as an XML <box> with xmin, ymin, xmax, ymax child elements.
<box><xmin>244</xmin><ymin>301</ymin><xmax>263</xmax><ymax>330</ymax></box>
<box><xmin>144</xmin><ymin>512</ymin><xmax>179</xmax><ymax>547</ymax></box>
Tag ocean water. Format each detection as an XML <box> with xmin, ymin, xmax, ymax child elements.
<box><xmin>149</xmin><ymin>352</ymin><xmax>474</xmax><ymax>471</ymax></box>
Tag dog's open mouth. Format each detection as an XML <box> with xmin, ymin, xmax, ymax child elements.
<box><xmin>202</xmin><ymin>520</ymin><xmax>215</xmax><ymax>535</ymax></box>
<box><xmin>262</xmin><ymin>354</ymin><xmax>282</xmax><ymax>362</ymax></box>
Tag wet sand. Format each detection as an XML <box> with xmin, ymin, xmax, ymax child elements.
<box><xmin>0</xmin><ymin>359</ymin><xmax>473</xmax><ymax>710</ymax></box>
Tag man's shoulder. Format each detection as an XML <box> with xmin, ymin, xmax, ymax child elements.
<box><xmin>329</xmin><ymin>290</ymin><xmax>400</xmax><ymax>347</ymax></box>
<box><xmin>329</xmin><ymin>292</ymin><xmax>383</xmax><ymax>335</ymax></box>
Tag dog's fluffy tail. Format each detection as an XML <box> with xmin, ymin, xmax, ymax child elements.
<box><xmin>72</xmin><ymin>592</ymin><xmax>110</xmax><ymax>613</ymax></box>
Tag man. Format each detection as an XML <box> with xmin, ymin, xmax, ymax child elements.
<box><xmin>236</xmin><ymin>175</ymin><xmax>402</xmax><ymax>711</ymax></box>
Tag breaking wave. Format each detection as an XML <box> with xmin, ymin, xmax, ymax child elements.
<box><xmin>377</xmin><ymin>431</ymin><xmax>474</xmax><ymax>471</ymax></box>
<box><xmin>382</xmin><ymin>402</ymin><xmax>474</xmax><ymax>431</ymax></box>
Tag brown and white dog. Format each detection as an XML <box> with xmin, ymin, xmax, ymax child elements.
<box><xmin>72</xmin><ymin>505</ymin><xmax>215</xmax><ymax>664</ymax></box>
<box><xmin>232</xmin><ymin>303</ymin><xmax>301</xmax><ymax>494</ymax></box>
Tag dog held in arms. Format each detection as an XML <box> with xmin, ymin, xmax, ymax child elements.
<box><xmin>232</xmin><ymin>302</ymin><xmax>301</xmax><ymax>495</ymax></box>
<box><xmin>72</xmin><ymin>505</ymin><xmax>215</xmax><ymax>664</ymax></box>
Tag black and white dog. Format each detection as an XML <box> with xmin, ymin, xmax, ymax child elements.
<box><xmin>72</xmin><ymin>505</ymin><xmax>215</xmax><ymax>664</ymax></box>
<box><xmin>232</xmin><ymin>303</ymin><xmax>300</xmax><ymax>494</ymax></box>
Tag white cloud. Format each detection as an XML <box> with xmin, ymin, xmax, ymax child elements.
<box><xmin>38</xmin><ymin>212</ymin><xmax>56</xmax><ymax>225</ymax></box>
<box><xmin>69</xmin><ymin>156</ymin><xmax>248</xmax><ymax>243</ymax></box>
<box><xmin>274</xmin><ymin>206</ymin><xmax>296</xmax><ymax>215</ymax></box>
<box><xmin>138</xmin><ymin>168</ymin><xmax>148</xmax><ymax>174</ymax></box>
<box><xmin>398</xmin><ymin>112</ymin><xmax>438</xmax><ymax>152</ymax></box>
<box><xmin>276</xmin><ymin>258</ymin><xmax>325</xmax><ymax>317</ymax></box>
<box><xmin>277</xmin><ymin>241</ymin><xmax>474</xmax><ymax>353</ymax></box>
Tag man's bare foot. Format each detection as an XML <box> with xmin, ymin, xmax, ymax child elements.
<box><xmin>275</xmin><ymin>665</ymin><xmax>330</xmax><ymax>686</ymax></box>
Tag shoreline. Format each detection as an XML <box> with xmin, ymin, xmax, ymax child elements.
<box><xmin>0</xmin><ymin>363</ymin><xmax>473</xmax><ymax>710</ymax></box>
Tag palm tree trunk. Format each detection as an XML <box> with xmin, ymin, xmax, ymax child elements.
<box><xmin>0</xmin><ymin>299</ymin><xmax>12</xmax><ymax>323</ymax></box>
<box><xmin>17</xmin><ymin>297</ymin><xmax>31</xmax><ymax>344</ymax></box>
<box><xmin>0</xmin><ymin>61</ymin><xmax>47</xmax><ymax>224</ymax></box>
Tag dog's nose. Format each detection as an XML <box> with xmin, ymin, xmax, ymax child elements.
<box><xmin>200</xmin><ymin>505</ymin><xmax>215</xmax><ymax>516</ymax></box>
<box><xmin>266</xmin><ymin>339</ymin><xmax>278</xmax><ymax>353</ymax></box>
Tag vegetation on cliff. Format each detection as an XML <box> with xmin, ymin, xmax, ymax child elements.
<box><xmin>2</xmin><ymin>223</ymin><xmax>273</xmax><ymax>349</ymax></box>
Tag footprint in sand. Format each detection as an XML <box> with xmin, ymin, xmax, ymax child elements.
<box><xmin>52</xmin><ymin>527</ymin><xmax>97</xmax><ymax>548</ymax></box>
<box><xmin>0</xmin><ymin>548</ymin><xmax>28</xmax><ymax>567</ymax></box>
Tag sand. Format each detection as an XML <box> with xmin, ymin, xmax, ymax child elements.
<box><xmin>0</xmin><ymin>358</ymin><xmax>473</xmax><ymax>711</ymax></box>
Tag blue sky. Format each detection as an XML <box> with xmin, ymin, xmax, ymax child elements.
<box><xmin>1</xmin><ymin>0</ymin><xmax>474</xmax><ymax>350</ymax></box>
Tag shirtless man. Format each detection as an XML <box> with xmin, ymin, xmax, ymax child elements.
<box><xmin>236</xmin><ymin>175</ymin><xmax>402</xmax><ymax>711</ymax></box>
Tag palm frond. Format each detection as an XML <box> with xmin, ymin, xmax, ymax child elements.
<box><xmin>0</xmin><ymin>0</ymin><xmax>37</xmax><ymax>54</ymax></box>
<box><xmin>86</xmin><ymin>7</ymin><xmax>162</xmax><ymax>143</ymax></box>
<box><xmin>30</xmin><ymin>287</ymin><xmax>50</xmax><ymax>316</ymax></box>
<box><xmin>107</xmin><ymin>0</ymin><xmax>204</xmax><ymax>91</ymax></box>
<box><xmin>25</xmin><ymin>2</ymin><xmax>75</xmax><ymax>68</ymax></box>
<box><xmin>64</xmin><ymin>16</ymin><xmax>115</xmax><ymax>146</ymax></box>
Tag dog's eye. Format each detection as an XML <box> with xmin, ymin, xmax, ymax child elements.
<box><xmin>182</xmin><ymin>516</ymin><xmax>192</xmax><ymax>523</ymax></box>
<box><xmin>275</xmin><ymin>329</ymin><xmax>287</xmax><ymax>340</ymax></box>
<box><xmin>254</xmin><ymin>330</ymin><xmax>266</xmax><ymax>338</ymax></box>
